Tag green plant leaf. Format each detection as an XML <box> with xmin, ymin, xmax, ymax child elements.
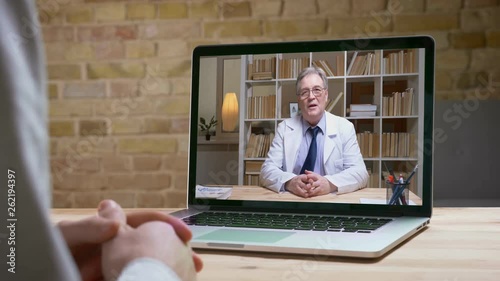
<box><xmin>199</xmin><ymin>115</ymin><xmax>217</xmax><ymax>132</ymax></box>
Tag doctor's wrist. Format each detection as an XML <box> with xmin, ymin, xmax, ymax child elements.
<box><xmin>328</xmin><ymin>181</ymin><xmax>338</xmax><ymax>193</ymax></box>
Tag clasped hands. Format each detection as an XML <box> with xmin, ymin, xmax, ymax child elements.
<box><xmin>285</xmin><ymin>170</ymin><xmax>337</xmax><ymax>198</ymax></box>
<box><xmin>57</xmin><ymin>199</ymin><xmax>202</xmax><ymax>281</ymax></box>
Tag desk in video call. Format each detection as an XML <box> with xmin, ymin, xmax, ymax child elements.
<box><xmin>228</xmin><ymin>185</ymin><xmax>422</xmax><ymax>205</ymax></box>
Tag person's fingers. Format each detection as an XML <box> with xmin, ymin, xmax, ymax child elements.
<box><xmin>298</xmin><ymin>174</ymin><xmax>309</xmax><ymax>183</ymax></box>
<box><xmin>305</xmin><ymin>171</ymin><xmax>319</xmax><ymax>181</ymax></box>
<box><xmin>58</xmin><ymin>216</ymin><xmax>120</xmax><ymax>247</ymax></box>
<box><xmin>126</xmin><ymin>211</ymin><xmax>192</xmax><ymax>244</ymax></box>
<box><xmin>78</xmin><ymin>251</ymin><xmax>103</xmax><ymax>281</ymax></box>
<box><xmin>308</xmin><ymin>186</ymin><xmax>321</xmax><ymax>197</ymax></box>
<box><xmin>291</xmin><ymin>185</ymin><xmax>308</xmax><ymax>198</ymax></box>
<box><xmin>97</xmin><ymin>200</ymin><xmax>129</xmax><ymax>233</ymax></box>
<box><xmin>296</xmin><ymin>179</ymin><xmax>306</xmax><ymax>189</ymax></box>
<box><xmin>192</xmin><ymin>252</ymin><xmax>204</xmax><ymax>272</ymax></box>
<box><xmin>312</xmin><ymin>180</ymin><xmax>321</xmax><ymax>190</ymax></box>
<box><xmin>297</xmin><ymin>181</ymin><xmax>310</xmax><ymax>197</ymax></box>
<box><xmin>310</xmin><ymin>181</ymin><xmax>331</xmax><ymax>197</ymax></box>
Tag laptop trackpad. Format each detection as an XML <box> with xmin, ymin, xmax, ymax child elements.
<box><xmin>196</xmin><ymin>229</ymin><xmax>294</xmax><ymax>243</ymax></box>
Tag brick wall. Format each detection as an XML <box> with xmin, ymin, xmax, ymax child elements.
<box><xmin>39</xmin><ymin>0</ymin><xmax>500</xmax><ymax>208</ymax></box>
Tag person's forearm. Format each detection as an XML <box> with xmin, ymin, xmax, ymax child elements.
<box><xmin>260</xmin><ymin>163</ymin><xmax>296</xmax><ymax>192</ymax></box>
<box><xmin>326</xmin><ymin>167</ymin><xmax>368</xmax><ymax>194</ymax></box>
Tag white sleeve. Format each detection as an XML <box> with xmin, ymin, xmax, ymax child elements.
<box><xmin>118</xmin><ymin>258</ymin><xmax>182</xmax><ymax>281</ymax></box>
<box><xmin>260</xmin><ymin>121</ymin><xmax>296</xmax><ymax>192</ymax></box>
<box><xmin>325</xmin><ymin>120</ymin><xmax>369</xmax><ymax>194</ymax></box>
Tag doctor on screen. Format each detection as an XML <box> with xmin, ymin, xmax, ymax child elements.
<box><xmin>260</xmin><ymin>67</ymin><xmax>368</xmax><ymax>198</ymax></box>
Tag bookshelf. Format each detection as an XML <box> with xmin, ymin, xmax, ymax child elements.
<box><xmin>238</xmin><ymin>49</ymin><xmax>424</xmax><ymax>195</ymax></box>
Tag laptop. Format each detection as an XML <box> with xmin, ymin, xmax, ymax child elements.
<box><xmin>172</xmin><ymin>35</ymin><xmax>434</xmax><ymax>258</ymax></box>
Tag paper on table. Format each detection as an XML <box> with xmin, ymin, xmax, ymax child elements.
<box><xmin>359</xmin><ymin>198</ymin><xmax>417</xmax><ymax>205</ymax></box>
<box><xmin>195</xmin><ymin>185</ymin><xmax>232</xmax><ymax>200</ymax></box>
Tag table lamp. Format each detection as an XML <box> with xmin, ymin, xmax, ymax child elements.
<box><xmin>221</xmin><ymin>92</ymin><xmax>238</xmax><ymax>132</ymax></box>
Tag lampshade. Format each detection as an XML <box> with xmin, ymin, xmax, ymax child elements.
<box><xmin>221</xmin><ymin>92</ymin><xmax>239</xmax><ymax>132</ymax></box>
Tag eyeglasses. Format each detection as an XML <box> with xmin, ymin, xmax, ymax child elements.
<box><xmin>297</xmin><ymin>87</ymin><xmax>326</xmax><ymax>99</ymax></box>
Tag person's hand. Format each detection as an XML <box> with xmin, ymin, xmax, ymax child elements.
<box><xmin>58</xmin><ymin>215</ymin><xmax>120</xmax><ymax>281</ymax></box>
<box><xmin>285</xmin><ymin>174</ymin><xmax>310</xmax><ymax>198</ymax></box>
<box><xmin>98</xmin><ymin>200</ymin><xmax>198</xmax><ymax>281</ymax></box>
<box><xmin>125</xmin><ymin>209</ymin><xmax>203</xmax><ymax>272</ymax></box>
<box><xmin>304</xmin><ymin>170</ymin><xmax>337</xmax><ymax>197</ymax></box>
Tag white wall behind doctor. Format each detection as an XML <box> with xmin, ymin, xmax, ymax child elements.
<box><xmin>199</xmin><ymin>57</ymin><xmax>217</xmax><ymax>128</ymax></box>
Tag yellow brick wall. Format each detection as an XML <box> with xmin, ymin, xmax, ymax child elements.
<box><xmin>39</xmin><ymin>0</ymin><xmax>500</xmax><ymax>208</ymax></box>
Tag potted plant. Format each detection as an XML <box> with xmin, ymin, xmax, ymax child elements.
<box><xmin>199</xmin><ymin>116</ymin><xmax>217</xmax><ymax>140</ymax></box>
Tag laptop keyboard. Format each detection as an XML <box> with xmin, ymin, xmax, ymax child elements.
<box><xmin>182</xmin><ymin>212</ymin><xmax>392</xmax><ymax>233</ymax></box>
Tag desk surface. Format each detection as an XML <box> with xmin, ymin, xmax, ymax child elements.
<box><xmin>211</xmin><ymin>186</ymin><xmax>422</xmax><ymax>205</ymax></box>
<box><xmin>51</xmin><ymin>207</ymin><xmax>500</xmax><ymax>281</ymax></box>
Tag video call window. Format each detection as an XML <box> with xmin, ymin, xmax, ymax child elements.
<box><xmin>195</xmin><ymin>48</ymin><xmax>424</xmax><ymax>206</ymax></box>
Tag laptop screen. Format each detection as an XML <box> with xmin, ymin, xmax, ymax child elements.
<box><xmin>189</xmin><ymin>36</ymin><xmax>434</xmax><ymax>215</ymax></box>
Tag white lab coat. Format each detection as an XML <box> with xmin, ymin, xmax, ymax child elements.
<box><xmin>260</xmin><ymin>112</ymin><xmax>368</xmax><ymax>194</ymax></box>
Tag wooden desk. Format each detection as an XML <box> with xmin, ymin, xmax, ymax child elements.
<box><xmin>51</xmin><ymin>208</ymin><xmax>500</xmax><ymax>281</ymax></box>
<box><xmin>221</xmin><ymin>186</ymin><xmax>422</xmax><ymax>205</ymax></box>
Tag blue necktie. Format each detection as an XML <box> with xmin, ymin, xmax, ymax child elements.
<box><xmin>300</xmin><ymin>127</ymin><xmax>320</xmax><ymax>174</ymax></box>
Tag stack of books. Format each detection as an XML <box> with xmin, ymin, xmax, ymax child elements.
<box><xmin>349</xmin><ymin>104</ymin><xmax>377</xmax><ymax>117</ymax></box>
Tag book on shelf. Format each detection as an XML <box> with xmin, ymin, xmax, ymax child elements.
<box><xmin>350</xmin><ymin>104</ymin><xmax>377</xmax><ymax>112</ymax></box>
<box><xmin>278</xmin><ymin>57</ymin><xmax>310</xmax><ymax>79</ymax></box>
<box><xmin>353</xmin><ymin>54</ymin><xmax>366</xmax><ymax>76</ymax></box>
<box><xmin>382</xmin><ymin>49</ymin><xmax>417</xmax><ymax>74</ymax></box>
<box><xmin>382</xmin><ymin>88</ymin><xmax>414</xmax><ymax>116</ymax></box>
<box><xmin>248</xmin><ymin>57</ymin><xmax>276</xmax><ymax>80</ymax></box>
<box><xmin>346</xmin><ymin>51</ymin><xmax>358</xmax><ymax>75</ymax></box>
<box><xmin>365</xmin><ymin>168</ymin><xmax>381</xmax><ymax>188</ymax></box>
<box><xmin>312</xmin><ymin>60</ymin><xmax>335</xmax><ymax>77</ymax></box>
<box><xmin>252</xmin><ymin>71</ymin><xmax>274</xmax><ymax>80</ymax></box>
<box><xmin>245</xmin><ymin>160</ymin><xmax>264</xmax><ymax>173</ymax></box>
<box><xmin>371</xmin><ymin>52</ymin><xmax>381</xmax><ymax>75</ymax></box>
<box><xmin>336</xmin><ymin>54</ymin><xmax>345</xmax><ymax>76</ymax></box>
<box><xmin>364</xmin><ymin>52</ymin><xmax>380</xmax><ymax>75</ymax></box>
<box><xmin>363</xmin><ymin>53</ymin><xmax>372</xmax><ymax>75</ymax></box>
<box><xmin>381</xmin><ymin>132</ymin><xmax>416</xmax><ymax>158</ymax></box>
<box><xmin>246</xmin><ymin>95</ymin><xmax>276</xmax><ymax>119</ymax></box>
<box><xmin>349</xmin><ymin>111</ymin><xmax>376</xmax><ymax>117</ymax></box>
<box><xmin>244</xmin><ymin>174</ymin><xmax>261</xmax><ymax>185</ymax></box>
<box><xmin>245</xmin><ymin>132</ymin><xmax>274</xmax><ymax>158</ymax></box>
<box><xmin>348</xmin><ymin>104</ymin><xmax>377</xmax><ymax>117</ymax></box>
<box><xmin>347</xmin><ymin>51</ymin><xmax>384</xmax><ymax>76</ymax></box>
<box><xmin>347</xmin><ymin>52</ymin><xmax>378</xmax><ymax>76</ymax></box>
<box><xmin>325</xmin><ymin>92</ymin><xmax>344</xmax><ymax>113</ymax></box>
<box><xmin>356</xmin><ymin>132</ymin><xmax>380</xmax><ymax>158</ymax></box>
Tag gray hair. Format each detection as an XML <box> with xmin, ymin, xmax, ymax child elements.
<box><xmin>295</xmin><ymin>67</ymin><xmax>328</xmax><ymax>95</ymax></box>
